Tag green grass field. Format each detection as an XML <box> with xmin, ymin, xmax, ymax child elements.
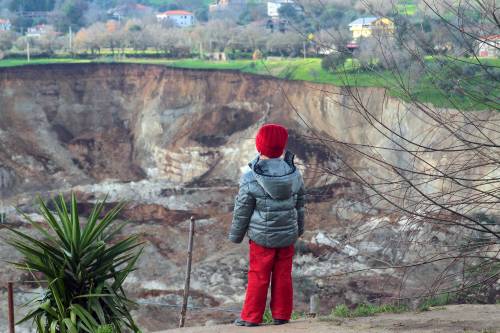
<box><xmin>394</xmin><ymin>0</ymin><xmax>417</xmax><ymax>15</ymax></box>
<box><xmin>121</xmin><ymin>58</ymin><xmax>397</xmax><ymax>88</ymax></box>
<box><xmin>0</xmin><ymin>58</ymin><xmax>91</xmax><ymax>68</ymax></box>
<box><xmin>0</xmin><ymin>57</ymin><xmax>497</xmax><ymax>110</ymax></box>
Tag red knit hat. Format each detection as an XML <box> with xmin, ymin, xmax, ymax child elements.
<box><xmin>255</xmin><ymin>124</ymin><xmax>288</xmax><ymax>158</ymax></box>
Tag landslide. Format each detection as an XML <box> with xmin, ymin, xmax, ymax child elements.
<box><xmin>1</xmin><ymin>64</ymin><xmax>498</xmax><ymax>332</ymax></box>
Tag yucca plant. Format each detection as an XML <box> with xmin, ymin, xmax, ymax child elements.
<box><xmin>6</xmin><ymin>193</ymin><xmax>143</xmax><ymax>333</ymax></box>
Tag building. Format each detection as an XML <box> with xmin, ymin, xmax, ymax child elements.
<box><xmin>0</xmin><ymin>19</ymin><xmax>12</xmax><ymax>31</ymax></box>
<box><xmin>156</xmin><ymin>10</ymin><xmax>195</xmax><ymax>27</ymax></box>
<box><xmin>348</xmin><ymin>17</ymin><xmax>395</xmax><ymax>40</ymax></box>
<box><xmin>477</xmin><ymin>34</ymin><xmax>500</xmax><ymax>58</ymax></box>
<box><xmin>26</xmin><ymin>24</ymin><xmax>54</xmax><ymax>37</ymax></box>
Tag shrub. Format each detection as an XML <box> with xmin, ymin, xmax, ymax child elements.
<box><xmin>418</xmin><ymin>293</ymin><xmax>457</xmax><ymax>311</ymax></box>
<box><xmin>7</xmin><ymin>193</ymin><xmax>143</xmax><ymax>333</ymax></box>
<box><xmin>321</xmin><ymin>52</ymin><xmax>348</xmax><ymax>72</ymax></box>
<box><xmin>332</xmin><ymin>303</ymin><xmax>408</xmax><ymax>318</ymax></box>
<box><xmin>332</xmin><ymin>304</ymin><xmax>350</xmax><ymax>317</ymax></box>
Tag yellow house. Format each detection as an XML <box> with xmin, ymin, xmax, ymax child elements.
<box><xmin>348</xmin><ymin>17</ymin><xmax>395</xmax><ymax>39</ymax></box>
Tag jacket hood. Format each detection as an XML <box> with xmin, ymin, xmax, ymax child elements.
<box><xmin>249</xmin><ymin>151</ymin><xmax>302</xmax><ymax>200</ymax></box>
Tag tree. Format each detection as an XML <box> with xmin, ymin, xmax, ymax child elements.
<box><xmin>153</xmin><ymin>27</ymin><xmax>191</xmax><ymax>58</ymax></box>
<box><xmin>194</xmin><ymin>6</ymin><xmax>209</xmax><ymax>22</ymax></box>
<box><xmin>192</xmin><ymin>20</ymin><xmax>235</xmax><ymax>52</ymax></box>
<box><xmin>353</xmin><ymin>0</ymin><xmax>392</xmax><ymax>15</ymax></box>
<box><xmin>321</xmin><ymin>51</ymin><xmax>348</xmax><ymax>71</ymax></box>
<box><xmin>102</xmin><ymin>20</ymin><xmax>126</xmax><ymax>54</ymax></box>
<box><xmin>265</xmin><ymin>31</ymin><xmax>302</xmax><ymax>56</ymax></box>
<box><xmin>32</xmin><ymin>27</ymin><xmax>64</xmax><ymax>54</ymax></box>
<box><xmin>54</xmin><ymin>0</ymin><xmax>88</xmax><ymax>31</ymax></box>
<box><xmin>278</xmin><ymin>3</ymin><xmax>299</xmax><ymax>21</ymax></box>
<box><xmin>294</xmin><ymin>0</ymin><xmax>500</xmax><ymax>305</ymax></box>
<box><xmin>9</xmin><ymin>0</ymin><xmax>56</xmax><ymax>12</ymax></box>
<box><xmin>234</xmin><ymin>23</ymin><xmax>268</xmax><ymax>53</ymax></box>
<box><xmin>74</xmin><ymin>22</ymin><xmax>107</xmax><ymax>54</ymax></box>
<box><xmin>0</xmin><ymin>31</ymin><xmax>17</xmax><ymax>52</ymax></box>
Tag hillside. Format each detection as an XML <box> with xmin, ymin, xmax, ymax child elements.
<box><xmin>0</xmin><ymin>63</ymin><xmax>498</xmax><ymax>332</ymax></box>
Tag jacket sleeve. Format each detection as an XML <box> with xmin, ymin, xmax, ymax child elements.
<box><xmin>228</xmin><ymin>179</ymin><xmax>256</xmax><ymax>244</ymax></box>
<box><xmin>296</xmin><ymin>180</ymin><xmax>306</xmax><ymax>237</ymax></box>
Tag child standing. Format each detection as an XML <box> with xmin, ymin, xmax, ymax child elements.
<box><xmin>228</xmin><ymin>124</ymin><xmax>305</xmax><ymax>326</ymax></box>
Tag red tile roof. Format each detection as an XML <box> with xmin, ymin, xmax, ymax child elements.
<box><xmin>0</xmin><ymin>18</ymin><xmax>10</xmax><ymax>24</ymax></box>
<box><xmin>159</xmin><ymin>10</ymin><xmax>194</xmax><ymax>16</ymax></box>
<box><xmin>480</xmin><ymin>34</ymin><xmax>500</xmax><ymax>41</ymax></box>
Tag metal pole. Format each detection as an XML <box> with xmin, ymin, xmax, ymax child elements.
<box><xmin>8</xmin><ymin>282</ymin><xmax>15</xmax><ymax>333</ymax></box>
<box><xmin>26</xmin><ymin>39</ymin><xmax>30</xmax><ymax>62</ymax></box>
<box><xmin>179</xmin><ymin>217</ymin><xmax>196</xmax><ymax>328</ymax></box>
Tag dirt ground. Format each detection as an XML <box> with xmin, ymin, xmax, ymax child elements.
<box><xmin>156</xmin><ymin>304</ymin><xmax>500</xmax><ymax>333</ymax></box>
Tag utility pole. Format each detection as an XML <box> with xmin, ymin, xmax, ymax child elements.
<box><xmin>303</xmin><ymin>40</ymin><xmax>306</xmax><ymax>60</ymax></box>
<box><xmin>26</xmin><ymin>39</ymin><xmax>30</xmax><ymax>62</ymax></box>
<box><xmin>69</xmin><ymin>25</ymin><xmax>73</xmax><ymax>55</ymax></box>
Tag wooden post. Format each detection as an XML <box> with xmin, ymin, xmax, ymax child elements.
<box><xmin>8</xmin><ymin>282</ymin><xmax>15</xmax><ymax>333</ymax></box>
<box><xmin>309</xmin><ymin>294</ymin><xmax>319</xmax><ymax>318</ymax></box>
<box><xmin>179</xmin><ymin>217</ymin><xmax>195</xmax><ymax>328</ymax></box>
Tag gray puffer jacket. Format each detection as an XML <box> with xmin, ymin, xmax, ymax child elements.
<box><xmin>228</xmin><ymin>151</ymin><xmax>305</xmax><ymax>248</ymax></box>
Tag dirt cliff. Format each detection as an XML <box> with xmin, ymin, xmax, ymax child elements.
<box><xmin>0</xmin><ymin>64</ymin><xmax>498</xmax><ymax>332</ymax></box>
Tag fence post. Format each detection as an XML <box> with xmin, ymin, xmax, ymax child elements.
<box><xmin>8</xmin><ymin>282</ymin><xmax>15</xmax><ymax>333</ymax></box>
<box><xmin>309</xmin><ymin>294</ymin><xmax>319</xmax><ymax>318</ymax></box>
<box><xmin>179</xmin><ymin>217</ymin><xmax>196</xmax><ymax>328</ymax></box>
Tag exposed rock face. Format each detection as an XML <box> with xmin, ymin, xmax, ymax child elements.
<box><xmin>0</xmin><ymin>64</ymin><xmax>498</xmax><ymax>332</ymax></box>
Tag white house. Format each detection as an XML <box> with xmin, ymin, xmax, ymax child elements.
<box><xmin>0</xmin><ymin>19</ymin><xmax>12</xmax><ymax>31</ymax></box>
<box><xmin>26</xmin><ymin>24</ymin><xmax>54</xmax><ymax>37</ymax></box>
<box><xmin>156</xmin><ymin>10</ymin><xmax>195</xmax><ymax>27</ymax></box>
<box><xmin>477</xmin><ymin>34</ymin><xmax>500</xmax><ymax>58</ymax></box>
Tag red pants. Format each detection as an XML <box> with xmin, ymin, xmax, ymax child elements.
<box><xmin>240</xmin><ymin>240</ymin><xmax>294</xmax><ymax>324</ymax></box>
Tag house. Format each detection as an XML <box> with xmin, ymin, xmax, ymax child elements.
<box><xmin>206</xmin><ymin>51</ymin><xmax>227</xmax><ymax>61</ymax></box>
<box><xmin>348</xmin><ymin>17</ymin><xmax>395</xmax><ymax>40</ymax></box>
<box><xmin>0</xmin><ymin>19</ymin><xmax>12</xmax><ymax>31</ymax></box>
<box><xmin>477</xmin><ymin>34</ymin><xmax>500</xmax><ymax>58</ymax></box>
<box><xmin>108</xmin><ymin>3</ymin><xmax>153</xmax><ymax>21</ymax></box>
<box><xmin>156</xmin><ymin>10</ymin><xmax>195</xmax><ymax>27</ymax></box>
<box><xmin>26</xmin><ymin>24</ymin><xmax>54</xmax><ymax>37</ymax></box>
